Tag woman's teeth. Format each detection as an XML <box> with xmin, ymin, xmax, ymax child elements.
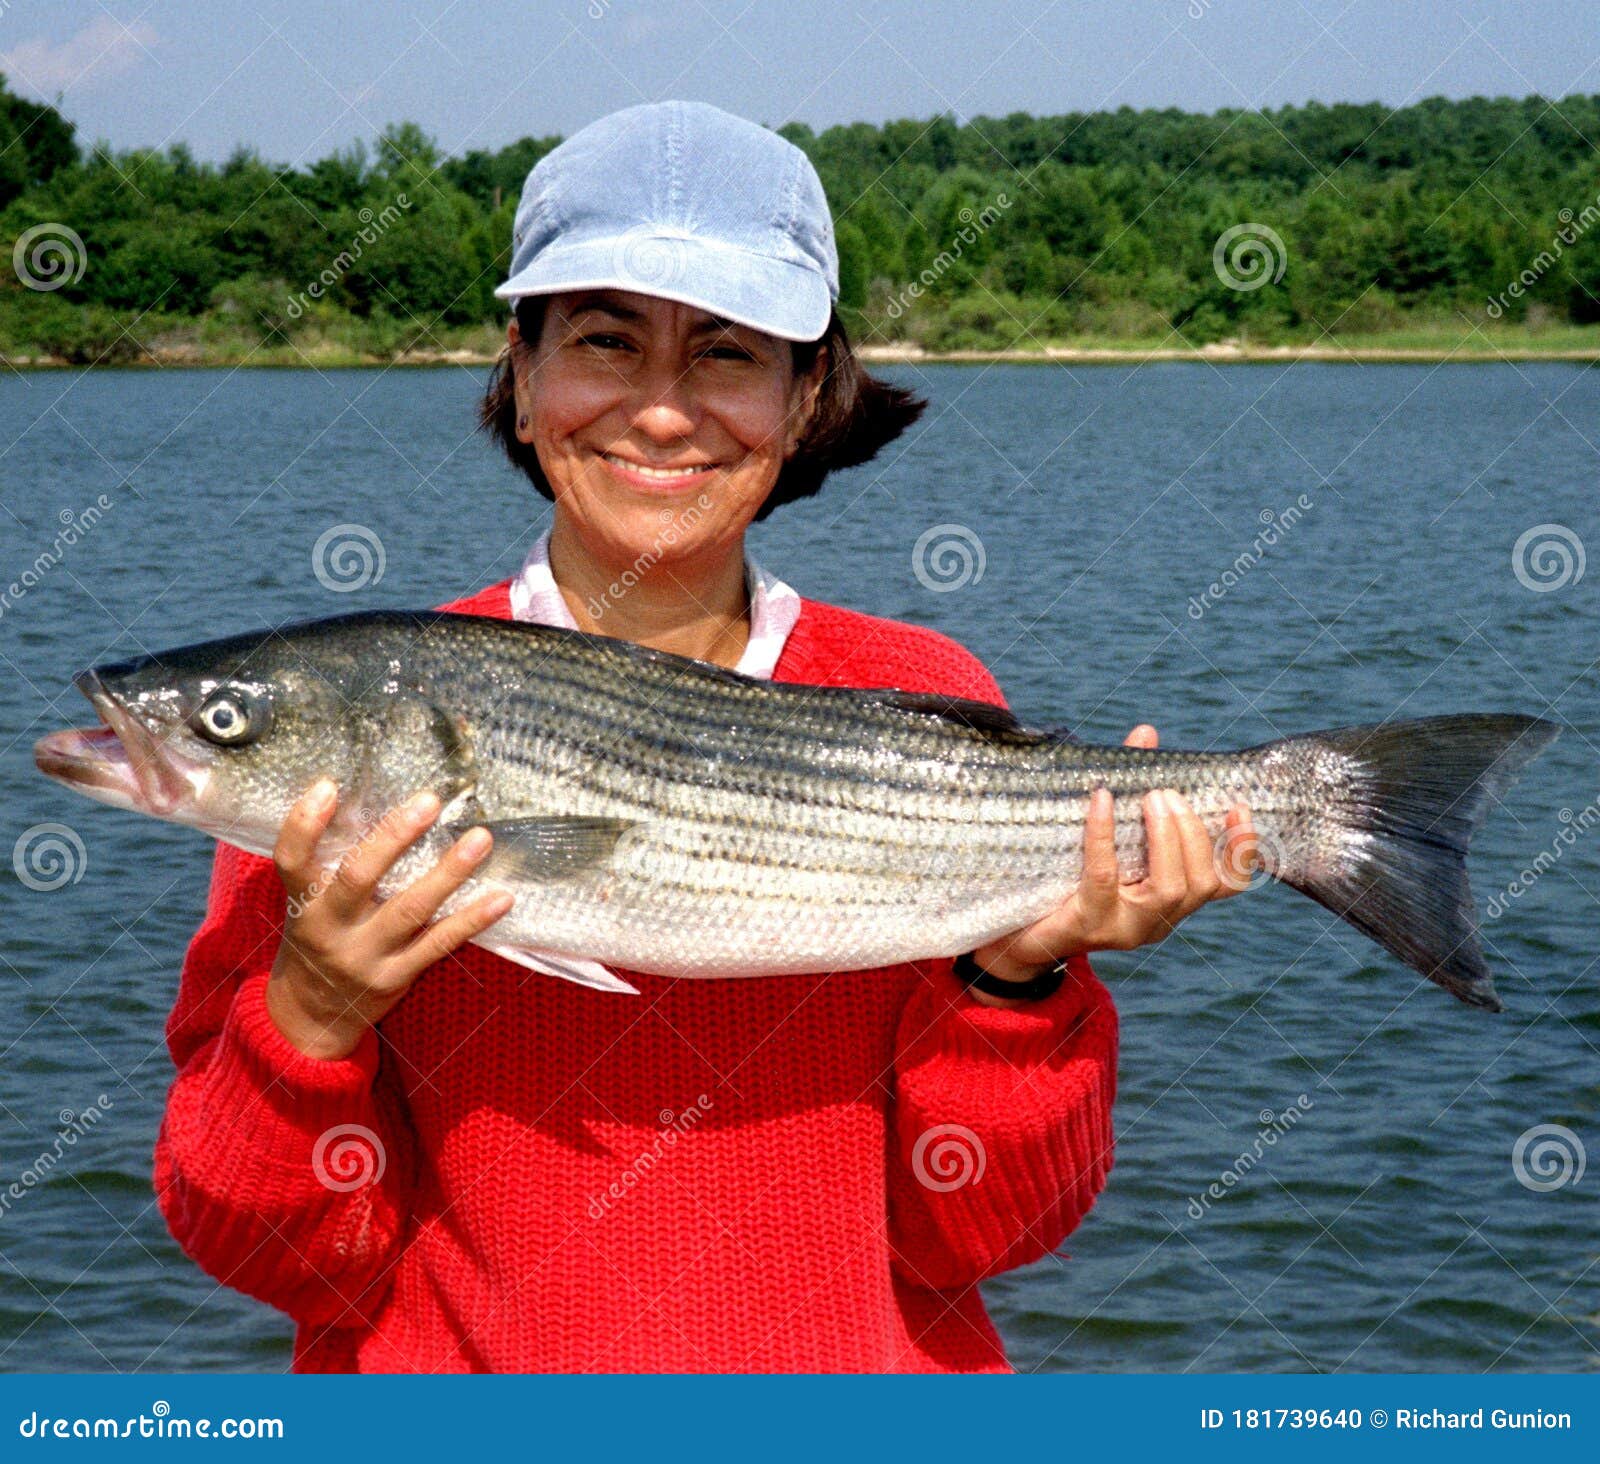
<box><xmin>603</xmin><ymin>453</ymin><xmax>709</xmax><ymax>480</ymax></box>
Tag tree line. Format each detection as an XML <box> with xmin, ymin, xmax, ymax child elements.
<box><xmin>3</xmin><ymin>80</ymin><xmax>1599</xmax><ymax>362</ymax></box>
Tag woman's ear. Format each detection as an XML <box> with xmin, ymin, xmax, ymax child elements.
<box><xmin>508</xmin><ymin>318</ymin><xmax>537</xmax><ymax>443</ymax></box>
<box><xmin>784</xmin><ymin>345</ymin><xmax>829</xmax><ymax>458</ymax></box>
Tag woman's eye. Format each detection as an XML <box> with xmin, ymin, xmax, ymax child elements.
<box><xmin>703</xmin><ymin>344</ymin><xmax>757</xmax><ymax>362</ymax></box>
<box><xmin>576</xmin><ymin>332</ymin><xmax>629</xmax><ymax>351</ymax></box>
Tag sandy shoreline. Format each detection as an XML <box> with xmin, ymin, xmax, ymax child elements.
<box><xmin>5</xmin><ymin>340</ymin><xmax>1600</xmax><ymax>368</ymax></box>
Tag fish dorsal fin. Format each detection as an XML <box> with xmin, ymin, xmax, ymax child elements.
<box><xmin>862</xmin><ymin>688</ymin><xmax>1062</xmax><ymax>742</ymax></box>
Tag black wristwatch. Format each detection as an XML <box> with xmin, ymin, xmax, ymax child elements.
<box><xmin>953</xmin><ymin>950</ymin><xmax>1069</xmax><ymax>1002</ymax></box>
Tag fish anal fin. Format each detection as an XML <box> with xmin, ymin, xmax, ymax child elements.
<box><xmin>479</xmin><ymin>942</ymin><xmax>639</xmax><ymax>994</ymax></box>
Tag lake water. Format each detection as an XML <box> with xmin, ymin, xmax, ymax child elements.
<box><xmin>0</xmin><ymin>361</ymin><xmax>1595</xmax><ymax>1373</ymax></box>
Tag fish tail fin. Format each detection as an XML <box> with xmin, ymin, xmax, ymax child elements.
<box><xmin>1267</xmin><ymin>714</ymin><xmax>1560</xmax><ymax>1011</ymax></box>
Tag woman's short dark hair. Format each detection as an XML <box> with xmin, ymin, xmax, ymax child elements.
<box><xmin>478</xmin><ymin>297</ymin><xmax>924</xmax><ymax>521</ymax></box>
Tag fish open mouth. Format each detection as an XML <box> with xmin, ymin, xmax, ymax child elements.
<box><xmin>33</xmin><ymin>670</ymin><xmax>196</xmax><ymax>816</ymax></box>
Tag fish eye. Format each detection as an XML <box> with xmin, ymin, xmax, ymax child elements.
<box><xmin>190</xmin><ymin>685</ymin><xmax>269</xmax><ymax>747</ymax></box>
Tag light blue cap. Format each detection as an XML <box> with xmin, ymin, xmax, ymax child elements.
<box><xmin>493</xmin><ymin>100</ymin><xmax>838</xmax><ymax>342</ymax></box>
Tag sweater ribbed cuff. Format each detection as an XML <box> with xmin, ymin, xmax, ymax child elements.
<box><xmin>206</xmin><ymin>973</ymin><xmax>382</xmax><ymax>1134</ymax></box>
<box><xmin>921</xmin><ymin>953</ymin><xmax>1100</xmax><ymax>1062</ymax></box>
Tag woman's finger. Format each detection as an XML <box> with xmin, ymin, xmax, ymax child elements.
<box><xmin>1123</xmin><ymin>723</ymin><xmax>1159</xmax><ymax>749</ymax></box>
<box><xmin>273</xmin><ymin>778</ymin><xmax>339</xmax><ymax>899</ymax></box>
<box><xmin>325</xmin><ymin>791</ymin><xmax>442</xmax><ymax>917</ymax></box>
<box><xmin>399</xmin><ymin>890</ymin><xmax>516</xmax><ymax>975</ymax></box>
<box><xmin>1170</xmin><ymin>792</ymin><xmax>1223</xmax><ymax>911</ymax></box>
<box><xmin>1076</xmin><ymin>787</ymin><xmax>1121</xmax><ymax>923</ymax></box>
<box><xmin>1137</xmin><ymin>789</ymin><xmax>1185</xmax><ymax>909</ymax></box>
<box><xmin>369</xmin><ymin>827</ymin><xmax>496</xmax><ymax>948</ymax></box>
<box><xmin>1214</xmin><ymin>803</ymin><xmax>1258</xmax><ymax>896</ymax></box>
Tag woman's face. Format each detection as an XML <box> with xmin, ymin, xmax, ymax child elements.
<box><xmin>510</xmin><ymin>289</ymin><xmax>823</xmax><ymax>573</ymax></box>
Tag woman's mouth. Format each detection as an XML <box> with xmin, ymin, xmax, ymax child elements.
<box><xmin>598</xmin><ymin>451</ymin><xmax>717</xmax><ymax>490</ymax></box>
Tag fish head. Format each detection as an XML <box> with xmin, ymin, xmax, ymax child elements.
<box><xmin>31</xmin><ymin>616</ymin><xmax>439</xmax><ymax>854</ymax></box>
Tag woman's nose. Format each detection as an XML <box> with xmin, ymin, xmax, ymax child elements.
<box><xmin>626</xmin><ymin>357</ymin><xmax>700</xmax><ymax>440</ymax></box>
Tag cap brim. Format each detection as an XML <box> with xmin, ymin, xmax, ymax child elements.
<box><xmin>493</xmin><ymin>235</ymin><xmax>832</xmax><ymax>342</ymax></box>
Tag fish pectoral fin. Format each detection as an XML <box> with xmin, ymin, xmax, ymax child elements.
<box><xmin>480</xmin><ymin>942</ymin><xmax>639</xmax><ymax>995</ymax></box>
<box><xmin>454</xmin><ymin>815</ymin><xmax>637</xmax><ymax>881</ymax></box>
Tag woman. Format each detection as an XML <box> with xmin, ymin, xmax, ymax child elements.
<box><xmin>155</xmin><ymin>101</ymin><xmax>1254</xmax><ymax>1373</ymax></box>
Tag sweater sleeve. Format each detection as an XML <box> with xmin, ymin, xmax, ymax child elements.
<box><xmin>152</xmin><ymin>842</ymin><xmax>415</xmax><ymax>1329</ymax></box>
<box><xmin>887</xmin><ymin>954</ymin><xmax>1118</xmax><ymax>1290</ymax></box>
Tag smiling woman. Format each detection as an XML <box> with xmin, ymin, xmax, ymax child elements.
<box><xmin>150</xmin><ymin>99</ymin><xmax>1251</xmax><ymax>1376</ymax></box>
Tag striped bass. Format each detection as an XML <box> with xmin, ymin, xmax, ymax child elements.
<box><xmin>33</xmin><ymin>610</ymin><xmax>1559</xmax><ymax>1009</ymax></box>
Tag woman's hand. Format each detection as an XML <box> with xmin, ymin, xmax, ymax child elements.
<box><xmin>966</xmin><ymin>724</ymin><xmax>1257</xmax><ymax>1008</ymax></box>
<box><xmin>265</xmin><ymin>780</ymin><xmax>514</xmax><ymax>1059</ymax></box>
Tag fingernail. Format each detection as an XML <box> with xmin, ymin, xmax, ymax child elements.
<box><xmin>308</xmin><ymin>778</ymin><xmax>336</xmax><ymax>812</ymax></box>
<box><xmin>457</xmin><ymin>827</ymin><xmax>491</xmax><ymax>860</ymax></box>
<box><xmin>408</xmin><ymin>791</ymin><xmax>440</xmax><ymax>819</ymax></box>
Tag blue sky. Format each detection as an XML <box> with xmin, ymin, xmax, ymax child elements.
<box><xmin>4</xmin><ymin>1</ymin><xmax>1599</xmax><ymax>164</ymax></box>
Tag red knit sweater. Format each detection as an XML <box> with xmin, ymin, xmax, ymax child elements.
<box><xmin>153</xmin><ymin>583</ymin><xmax>1119</xmax><ymax>1374</ymax></box>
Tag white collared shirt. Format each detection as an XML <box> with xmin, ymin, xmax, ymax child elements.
<box><xmin>507</xmin><ymin>529</ymin><xmax>802</xmax><ymax>680</ymax></box>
